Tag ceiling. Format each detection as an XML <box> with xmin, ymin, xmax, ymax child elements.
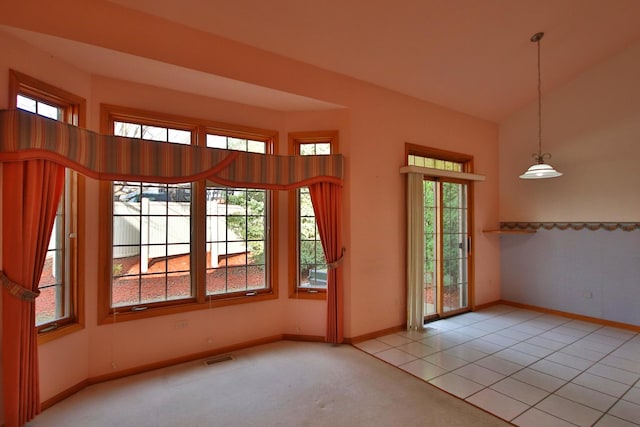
<box><xmin>7</xmin><ymin>0</ymin><xmax>640</xmax><ymax>122</ymax></box>
<box><xmin>0</xmin><ymin>26</ymin><xmax>344</xmax><ymax>113</ymax></box>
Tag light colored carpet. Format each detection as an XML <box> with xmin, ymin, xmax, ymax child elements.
<box><xmin>27</xmin><ymin>341</ymin><xmax>508</xmax><ymax>427</ymax></box>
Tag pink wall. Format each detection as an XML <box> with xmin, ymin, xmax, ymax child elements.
<box><xmin>344</xmin><ymin>91</ymin><xmax>499</xmax><ymax>336</ymax></box>
<box><xmin>0</xmin><ymin>1</ymin><xmax>500</xmax><ymax>412</ymax></box>
<box><xmin>498</xmin><ymin>39</ymin><xmax>640</xmax><ymax>330</ymax></box>
<box><xmin>499</xmin><ymin>39</ymin><xmax>640</xmax><ymax>222</ymax></box>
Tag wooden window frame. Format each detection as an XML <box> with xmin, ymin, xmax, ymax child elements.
<box><xmin>9</xmin><ymin>70</ymin><xmax>86</xmax><ymax>342</ymax></box>
<box><xmin>288</xmin><ymin>130</ymin><xmax>339</xmax><ymax>300</ymax></box>
<box><xmin>405</xmin><ymin>143</ymin><xmax>473</xmax><ymax>171</ymax></box>
<box><xmin>98</xmin><ymin>105</ymin><xmax>279</xmax><ymax>324</ymax></box>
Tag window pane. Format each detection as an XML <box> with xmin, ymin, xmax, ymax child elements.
<box><xmin>113</xmin><ymin>250</ymin><xmax>140</xmax><ymax>276</ymax></box>
<box><xmin>247</xmin><ymin>265</ymin><xmax>267</xmax><ymax>290</ymax></box>
<box><xmin>205</xmin><ymin>185</ymin><xmax>268</xmax><ymax>296</ymax></box>
<box><xmin>113</xmin><ymin>215</ymin><xmax>140</xmax><ymax>247</ymax></box>
<box><xmin>227</xmin><ymin>215</ymin><xmax>247</xmax><ymax>242</ymax></box>
<box><xmin>168</xmin><ymin>128</ymin><xmax>191</xmax><ymax>144</ymax></box>
<box><xmin>112</xmin><ymin>181</ymin><xmax>193</xmax><ymax>306</ymax></box>
<box><xmin>300</xmin><ymin>216</ymin><xmax>318</xmax><ymax>239</ymax></box>
<box><xmin>139</xmin><ymin>274</ymin><xmax>170</xmax><ymax>304</ymax></box>
<box><xmin>36</xmin><ymin>226</ymin><xmax>64</xmax><ymax>326</ymax></box>
<box><xmin>299</xmin><ymin>189</ymin><xmax>314</xmax><ymax>216</ymax></box>
<box><xmin>248</xmin><ymin>240</ymin><xmax>265</xmax><ymax>264</ymax></box>
<box><xmin>167</xmin><ymin>217</ymin><xmax>191</xmax><ymax>244</ymax></box>
<box><xmin>16</xmin><ymin>94</ymin><xmax>36</xmax><ymax>113</ymax></box>
<box><xmin>226</xmin><ymin>266</ymin><xmax>248</xmax><ymax>292</ymax></box>
<box><xmin>37</xmin><ymin>101</ymin><xmax>61</xmax><ymax>120</ymax></box>
<box><xmin>409</xmin><ymin>154</ymin><xmax>464</xmax><ymax>172</ymax></box>
<box><xmin>247</xmin><ymin>140</ymin><xmax>265</xmax><ymax>154</ymax></box>
<box><xmin>206</xmin><ymin>133</ymin><xmax>266</xmax><ymax>153</ymax></box>
<box><xmin>114</xmin><ymin>121</ymin><xmax>141</xmax><ymax>138</ymax></box>
<box><xmin>141</xmin><ymin>125</ymin><xmax>167</xmax><ymax>141</ymax></box>
<box><xmin>300</xmin><ymin>142</ymin><xmax>330</xmax><ymax>156</ymax></box>
<box><xmin>227</xmin><ymin>137</ymin><xmax>247</xmax><ymax>151</ymax></box>
<box><xmin>167</xmin><ymin>274</ymin><xmax>192</xmax><ymax>301</ymax></box>
<box><xmin>248</xmin><ymin>218</ymin><xmax>265</xmax><ymax>240</ymax></box>
<box><xmin>423</xmin><ymin>179</ymin><xmax>438</xmax><ymax>317</ymax></box>
<box><xmin>112</xmin><ymin>278</ymin><xmax>138</xmax><ymax>308</ymax></box>
<box><xmin>246</xmin><ymin>191</ymin><xmax>265</xmax><ymax>215</ymax></box>
<box><xmin>207</xmin><ymin>268</ymin><xmax>227</xmax><ymax>295</ymax></box>
<box><xmin>315</xmin><ymin>143</ymin><xmax>331</xmax><ymax>155</ymax></box>
<box><xmin>36</xmin><ymin>162</ymin><xmax>66</xmax><ymax>326</ymax></box>
<box><xmin>35</xmin><ymin>285</ymin><xmax>58</xmax><ymax>325</ymax></box>
<box><xmin>206</xmin><ymin>134</ymin><xmax>227</xmax><ymax>149</ymax></box>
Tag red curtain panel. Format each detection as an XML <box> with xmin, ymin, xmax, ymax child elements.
<box><xmin>309</xmin><ymin>182</ymin><xmax>344</xmax><ymax>344</ymax></box>
<box><xmin>2</xmin><ymin>160</ymin><xmax>65</xmax><ymax>427</ymax></box>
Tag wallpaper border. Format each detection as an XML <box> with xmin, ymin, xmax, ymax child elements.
<box><xmin>500</xmin><ymin>222</ymin><xmax>640</xmax><ymax>232</ymax></box>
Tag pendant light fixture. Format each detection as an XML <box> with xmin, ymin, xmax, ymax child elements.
<box><xmin>519</xmin><ymin>32</ymin><xmax>562</xmax><ymax>179</ymax></box>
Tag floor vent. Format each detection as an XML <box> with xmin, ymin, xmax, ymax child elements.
<box><xmin>203</xmin><ymin>355</ymin><xmax>234</xmax><ymax>366</ymax></box>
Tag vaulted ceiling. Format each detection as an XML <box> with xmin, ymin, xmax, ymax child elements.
<box><xmin>6</xmin><ymin>0</ymin><xmax>640</xmax><ymax>122</ymax></box>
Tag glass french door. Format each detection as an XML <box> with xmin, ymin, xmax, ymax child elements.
<box><xmin>423</xmin><ymin>178</ymin><xmax>470</xmax><ymax>319</ymax></box>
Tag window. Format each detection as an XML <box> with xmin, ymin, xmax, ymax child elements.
<box><xmin>111</xmin><ymin>121</ymin><xmax>194</xmax><ymax>309</ymax></box>
<box><xmin>99</xmin><ymin>106</ymin><xmax>277</xmax><ymax>321</ymax></box>
<box><xmin>405</xmin><ymin>144</ymin><xmax>473</xmax><ymax>173</ymax></box>
<box><xmin>205</xmin><ymin>134</ymin><xmax>269</xmax><ymax>298</ymax></box>
<box><xmin>9</xmin><ymin>70</ymin><xmax>86</xmax><ymax>338</ymax></box>
<box><xmin>408</xmin><ymin>154</ymin><xmax>463</xmax><ymax>172</ymax></box>
<box><xmin>288</xmin><ymin>131</ymin><xmax>338</xmax><ymax>298</ymax></box>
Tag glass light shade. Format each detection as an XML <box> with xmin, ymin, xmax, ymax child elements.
<box><xmin>519</xmin><ymin>162</ymin><xmax>563</xmax><ymax>179</ymax></box>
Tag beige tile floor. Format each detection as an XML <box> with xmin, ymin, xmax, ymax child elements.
<box><xmin>354</xmin><ymin>305</ymin><xmax>640</xmax><ymax>426</ymax></box>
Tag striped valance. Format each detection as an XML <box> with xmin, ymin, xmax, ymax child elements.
<box><xmin>0</xmin><ymin>109</ymin><xmax>343</xmax><ymax>189</ymax></box>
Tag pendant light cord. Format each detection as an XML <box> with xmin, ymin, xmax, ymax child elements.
<box><xmin>537</xmin><ymin>35</ymin><xmax>543</xmax><ymax>158</ymax></box>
